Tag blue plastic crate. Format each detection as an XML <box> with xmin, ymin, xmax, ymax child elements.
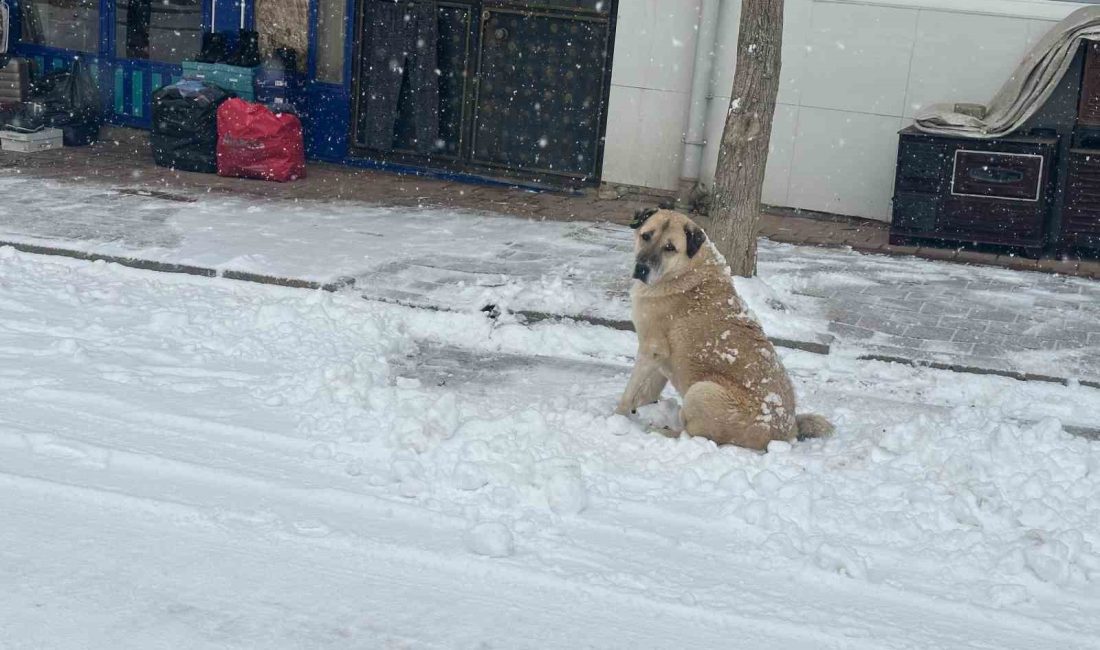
<box><xmin>256</xmin><ymin>67</ymin><xmax>294</xmax><ymax>89</ymax></box>
<box><xmin>254</xmin><ymin>88</ymin><xmax>290</xmax><ymax>106</ymax></box>
<box><xmin>181</xmin><ymin>61</ymin><xmax>256</xmax><ymax>97</ymax></box>
<box><xmin>181</xmin><ymin>61</ymin><xmax>218</xmax><ymax>81</ymax></box>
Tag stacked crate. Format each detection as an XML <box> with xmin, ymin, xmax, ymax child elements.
<box><xmin>254</xmin><ymin>65</ymin><xmax>293</xmax><ymax>106</ymax></box>
<box><xmin>0</xmin><ymin>59</ymin><xmax>30</xmax><ymax>105</ymax></box>
<box><xmin>891</xmin><ymin>39</ymin><xmax>1100</xmax><ymax>259</ymax></box>
<box><xmin>1063</xmin><ymin>42</ymin><xmax>1100</xmax><ymax>257</ymax></box>
<box><xmin>890</xmin><ymin>128</ymin><xmax>1058</xmax><ymax>257</ymax></box>
<box><xmin>181</xmin><ymin>61</ymin><xmax>256</xmax><ymax>102</ymax></box>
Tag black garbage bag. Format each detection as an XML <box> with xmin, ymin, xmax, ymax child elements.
<box><xmin>27</xmin><ymin>59</ymin><xmax>101</xmax><ymax>145</ymax></box>
<box><xmin>30</xmin><ymin>60</ymin><xmax>100</xmax><ymax>122</ymax></box>
<box><xmin>150</xmin><ymin>80</ymin><xmax>231</xmax><ymax>173</ymax></box>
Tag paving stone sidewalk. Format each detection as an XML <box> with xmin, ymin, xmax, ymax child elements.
<box><xmin>779</xmin><ymin>245</ymin><xmax>1100</xmax><ymax>383</ymax></box>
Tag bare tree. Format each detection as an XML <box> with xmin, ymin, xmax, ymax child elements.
<box><xmin>697</xmin><ymin>0</ymin><xmax>783</xmax><ymax>277</ymax></box>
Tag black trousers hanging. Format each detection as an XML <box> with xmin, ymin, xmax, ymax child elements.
<box><xmin>125</xmin><ymin>0</ymin><xmax>152</xmax><ymax>60</ymax></box>
<box><xmin>361</xmin><ymin>1</ymin><xmax>439</xmax><ymax>153</ymax></box>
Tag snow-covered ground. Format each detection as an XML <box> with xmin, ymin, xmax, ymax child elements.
<box><xmin>2</xmin><ymin>175</ymin><xmax>1098</xmax><ymax>383</ymax></box>
<box><xmin>2</xmin><ymin>246</ymin><xmax>1099</xmax><ymax>649</ymax></box>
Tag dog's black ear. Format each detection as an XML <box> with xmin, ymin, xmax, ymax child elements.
<box><xmin>630</xmin><ymin>207</ymin><xmax>658</xmax><ymax>230</ymax></box>
<box><xmin>657</xmin><ymin>199</ymin><xmax>677</xmax><ymax>210</ymax></box>
<box><xmin>685</xmin><ymin>224</ymin><xmax>707</xmax><ymax>258</ymax></box>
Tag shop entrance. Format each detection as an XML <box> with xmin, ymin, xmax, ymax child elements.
<box><xmin>351</xmin><ymin>0</ymin><xmax>617</xmax><ymax>187</ymax></box>
<box><xmin>13</xmin><ymin>0</ymin><xmax>211</xmax><ymax>127</ymax></box>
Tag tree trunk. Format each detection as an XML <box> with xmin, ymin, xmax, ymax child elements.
<box><xmin>696</xmin><ymin>0</ymin><xmax>783</xmax><ymax>277</ymax></box>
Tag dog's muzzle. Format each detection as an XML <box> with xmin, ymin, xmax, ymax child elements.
<box><xmin>633</xmin><ymin>263</ymin><xmax>650</xmax><ymax>282</ymax></box>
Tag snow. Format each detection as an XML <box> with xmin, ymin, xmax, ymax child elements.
<box><xmin>543</xmin><ymin>466</ymin><xmax>589</xmax><ymax>515</ymax></box>
<box><xmin>0</xmin><ymin>175</ymin><xmax>813</xmax><ymax>340</ymax></box>
<box><xmin>465</xmin><ymin>522</ymin><xmax>516</xmax><ymax>558</ymax></box>
<box><xmin>2</xmin><ymin>243</ymin><xmax>1100</xmax><ymax>648</ymax></box>
<box><xmin>3</xmin><ymin>174</ymin><xmax>1097</xmax><ymax>384</ymax></box>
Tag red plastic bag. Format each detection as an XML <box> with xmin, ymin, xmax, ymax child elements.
<box><xmin>216</xmin><ymin>98</ymin><xmax>305</xmax><ymax>182</ymax></box>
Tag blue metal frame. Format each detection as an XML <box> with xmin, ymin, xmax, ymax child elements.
<box><xmin>306</xmin><ymin>0</ymin><xmax>319</xmax><ymax>80</ymax></box>
<box><xmin>213</xmin><ymin>0</ymin><xmax>253</xmax><ymax>34</ymax></box>
<box><xmin>298</xmin><ymin>0</ymin><xmax>353</xmax><ymax>161</ymax></box>
<box><xmin>302</xmin><ymin>0</ymin><xmax>355</xmax><ymax>82</ymax></box>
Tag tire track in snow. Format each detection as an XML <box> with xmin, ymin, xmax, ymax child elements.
<box><xmin>3</xmin><ymin>467</ymin><xmax>1079</xmax><ymax>650</ymax></box>
<box><xmin>2</xmin><ymin>424</ymin><xmax>1096</xmax><ymax>650</ymax></box>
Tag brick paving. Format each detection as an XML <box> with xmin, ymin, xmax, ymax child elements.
<box><xmin>765</xmin><ymin>238</ymin><xmax>1098</xmax><ymax>379</ymax></box>
<box><xmin>1</xmin><ymin>126</ymin><xmax>1098</xmax><ymax>383</ymax></box>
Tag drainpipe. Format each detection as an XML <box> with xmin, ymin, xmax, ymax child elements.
<box><xmin>680</xmin><ymin>0</ymin><xmax>724</xmax><ymax>195</ymax></box>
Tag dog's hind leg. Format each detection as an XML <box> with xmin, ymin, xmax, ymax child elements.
<box><xmin>681</xmin><ymin>381</ymin><xmax>775</xmax><ymax>450</ymax></box>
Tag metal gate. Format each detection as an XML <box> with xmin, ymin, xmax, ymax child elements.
<box><xmin>351</xmin><ymin>0</ymin><xmax>616</xmax><ymax>187</ymax></box>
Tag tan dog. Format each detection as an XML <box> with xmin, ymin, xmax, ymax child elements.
<box><xmin>615</xmin><ymin>208</ymin><xmax>833</xmax><ymax>450</ymax></box>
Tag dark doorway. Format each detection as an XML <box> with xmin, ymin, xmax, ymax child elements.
<box><xmin>351</xmin><ymin>0</ymin><xmax>616</xmax><ymax>187</ymax></box>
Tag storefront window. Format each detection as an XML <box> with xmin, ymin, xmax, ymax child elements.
<box><xmin>255</xmin><ymin>0</ymin><xmax>307</xmax><ymax>71</ymax></box>
<box><xmin>19</xmin><ymin>0</ymin><xmax>99</xmax><ymax>52</ymax></box>
<box><xmin>316</xmin><ymin>0</ymin><xmax>346</xmax><ymax>83</ymax></box>
<box><xmin>116</xmin><ymin>0</ymin><xmax>205</xmax><ymax>63</ymax></box>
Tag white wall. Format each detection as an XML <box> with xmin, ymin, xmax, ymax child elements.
<box><xmin>601</xmin><ymin>0</ymin><xmax>703</xmax><ymax>193</ymax></box>
<box><xmin>602</xmin><ymin>0</ymin><xmax>1091</xmax><ymax>221</ymax></box>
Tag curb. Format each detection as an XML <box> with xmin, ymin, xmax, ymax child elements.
<box><xmin>0</xmin><ymin>240</ymin><xmax>357</xmax><ymax>292</ymax></box>
<box><xmin>856</xmin><ymin>353</ymin><xmax>1100</xmax><ymax>390</ymax></box>
<box><xmin>514</xmin><ymin>309</ymin><xmax>834</xmax><ymax>355</ymax></box>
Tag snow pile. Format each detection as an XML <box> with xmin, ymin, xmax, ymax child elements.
<box><xmin>733</xmin><ymin>274</ymin><xmax>826</xmax><ymax>343</ymax></box>
<box><xmin>734</xmin><ymin>409</ymin><xmax>1100</xmax><ymax>588</ymax></box>
<box><xmin>543</xmin><ymin>466</ymin><xmax>589</xmax><ymax>515</ymax></box>
<box><xmin>465</xmin><ymin>522</ymin><xmax>515</xmax><ymax>558</ymax></box>
<box><xmin>2</xmin><ymin>246</ymin><xmax>1100</xmax><ymax>648</ymax></box>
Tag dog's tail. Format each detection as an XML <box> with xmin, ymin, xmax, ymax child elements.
<box><xmin>795</xmin><ymin>413</ymin><xmax>835</xmax><ymax>440</ymax></box>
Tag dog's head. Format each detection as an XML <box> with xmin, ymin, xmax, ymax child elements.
<box><xmin>629</xmin><ymin>208</ymin><xmax>708</xmax><ymax>285</ymax></box>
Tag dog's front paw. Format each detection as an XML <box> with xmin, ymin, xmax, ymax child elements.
<box><xmin>614</xmin><ymin>404</ymin><xmax>635</xmax><ymax>417</ymax></box>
